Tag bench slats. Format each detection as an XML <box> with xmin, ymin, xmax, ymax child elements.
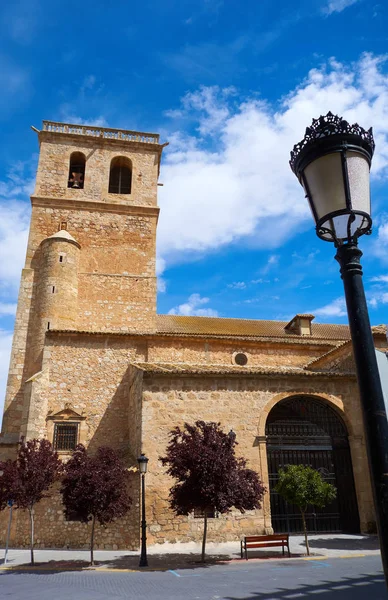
<box><xmin>244</xmin><ymin>534</ymin><xmax>288</xmax><ymax>542</ymax></box>
<box><xmin>240</xmin><ymin>534</ymin><xmax>290</xmax><ymax>560</ymax></box>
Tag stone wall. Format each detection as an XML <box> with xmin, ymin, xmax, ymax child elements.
<box><xmin>140</xmin><ymin>371</ymin><xmax>373</xmax><ymax>544</ymax></box>
<box><xmin>148</xmin><ymin>337</ymin><xmax>334</xmax><ymax>367</ymax></box>
<box><xmin>0</xmin><ymin>479</ymin><xmax>140</xmax><ymax>551</ymax></box>
<box><xmin>35</xmin><ymin>133</ymin><xmax>160</xmax><ymax>207</ymax></box>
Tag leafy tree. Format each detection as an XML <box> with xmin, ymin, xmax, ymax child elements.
<box><xmin>275</xmin><ymin>464</ymin><xmax>337</xmax><ymax>555</ymax></box>
<box><xmin>60</xmin><ymin>445</ymin><xmax>132</xmax><ymax>565</ymax></box>
<box><xmin>0</xmin><ymin>459</ymin><xmax>19</xmax><ymax>511</ymax></box>
<box><xmin>160</xmin><ymin>421</ymin><xmax>266</xmax><ymax>562</ymax></box>
<box><xmin>0</xmin><ymin>438</ymin><xmax>62</xmax><ymax>565</ymax></box>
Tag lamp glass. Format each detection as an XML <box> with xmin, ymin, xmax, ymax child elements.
<box><xmin>138</xmin><ymin>454</ymin><xmax>148</xmax><ymax>474</ymax></box>
<box><xmin>347</xmin><ymin>151</ymin><xmax>371</xmax><ymax>215</ymax></box>
<box><xmin>303</xmin><ymin>152</ymin><xmax>346</xmax><ymax>221</ymax></box>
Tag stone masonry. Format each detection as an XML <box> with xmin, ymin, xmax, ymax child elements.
<box><xmin>0</xmin><ymin>120</ymin><xmax>383</xmax><ymax>550</ymax></box>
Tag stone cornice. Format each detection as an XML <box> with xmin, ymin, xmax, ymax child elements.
<box><xmin>130</xmin><ymin>362</ymin><xmax>355</xmax><ymax>379</ymax></box>
<box><xmin>31</xmin><ymin>196</ymin><xmax>160</xmax><ymax>218</ymax></box>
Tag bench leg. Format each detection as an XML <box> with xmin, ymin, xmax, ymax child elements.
<box><xmin>245</xmin><ymin>546</ymin><xmax>248</xmax><ymax>561</ymax></box>
<box><xmin>240</xmin><ymin>541</ymin><xmax>243</xmax><ymax>559</ymax></box>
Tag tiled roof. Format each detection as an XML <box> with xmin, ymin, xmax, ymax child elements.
<box><xmin>156</xmin><ymin>315</ymin><xmax>352</xmax><ymax>341</ymax></box>
<box><xmin>131</xmin><ymin>362</ymin><xmax>354</xmax><ymax>378</ymax></box>
<box><xmin>305</xmin><ymin>340</ymin><xmax>352</xmax><ymax>369</ymax></box>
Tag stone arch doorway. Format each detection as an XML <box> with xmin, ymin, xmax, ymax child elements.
<box><xmin>266</xmin><ymin>396</ymin><xmax>360</xmax><ymax>534</ymax></box>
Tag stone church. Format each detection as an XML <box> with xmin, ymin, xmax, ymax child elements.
<box><xmin>0</xmin><ymin>121</ymin><xmax>385</xmax><ymax>549</ymax></box>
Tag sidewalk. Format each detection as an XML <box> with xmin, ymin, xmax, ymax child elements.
<box><xmin>0</xmin><ymin>534</ymin><xmax>381</xmax><ymax>571</ymax></box>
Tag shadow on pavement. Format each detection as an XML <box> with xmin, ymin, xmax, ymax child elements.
<box><xmin>224</xmin><ymin>572</ymin><xmax>386</xmax><ymax>600</ymax></box>
<box><xmin>0</xmin><ymin>551</ymin><xmax>300</xmax><ymax>573</ymax></box>
<box><xmin>307</xmin><ymin>535</ymin><xmax>380</xmax><ymax>552</ymax></box>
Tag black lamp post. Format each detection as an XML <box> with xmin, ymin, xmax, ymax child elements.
<box><xmin>137</xmin><ymin>453</ymin><xmax>149</xmax><ymax>568</ymax></box>
<box><xmin>290</xmin><ymin>112</ymin><xmax>388</xmax><ymax>584</ymax></box>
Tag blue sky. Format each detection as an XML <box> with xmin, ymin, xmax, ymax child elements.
<box><xmin>1</xmin><ymin>0</ymin><xmax>388</xmax><ymax>419</ymax></box>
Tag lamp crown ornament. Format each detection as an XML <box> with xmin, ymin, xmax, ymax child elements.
<box><xmin>289</xmin><ymin>111</ymin><xmax>375</xmax><ymax>246</ymax></box>
<box><xmin>290</xmin><ymin>112</ymin><xmax>375</xmax><ymax>174</ymax></box>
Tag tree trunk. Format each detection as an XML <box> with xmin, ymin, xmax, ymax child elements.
<box><xmin>201</xmin><ymin>514</ymin><xmax>208</xmax><ymax>563</ymax></box>
<box><xmin>301</xmin><ymin>511</ymin><xmax>310</xmax><ymax>556</ymax></box>
<box><xmin>90</xmin><ymin>515</ymin><xmax>96</xmax><ymax>566</ymax></box>
<box><xmin>29</xmin><ymin>507</ymin><xmax>35</xmax><ymax>566</ymax></box>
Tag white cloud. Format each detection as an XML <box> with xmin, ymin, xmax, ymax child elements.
<box><xmin>0</xmin><ymin>304</ymin><xmax>17</xmax><ymax>316</ymax></box>
<box><xmin>370</xmin><ymin>275</ymin><xmax>388</xmax><ymax>283</ymax></box>
<box><xmin>314</xmin><ymin>297</ymin><xmax>347</xmax><ymax>318</ymax></box>
<box><xmin>158</xmin><ymin>54</ymin><xmax>388</xmax><ymax>271</ymax></box>
<box><xmin>58</xmin><ymin>106</ymin><xmax>108</xmax><ymax>127</ymax></box>
<box><xmin>228</xmin><ymin>281</ymin><xmax>246</xmax><ymax>289</ymax></box>
<box><xmin>168</xmin><ymin>293</ymin><xmax>218</xmax><ymax>316</ymax></box>
<box><xmin>322</xmin><ymin>0</ymin><xmax>359</xmax><ymax>15</ymax></box>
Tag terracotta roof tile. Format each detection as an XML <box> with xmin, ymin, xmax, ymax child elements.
<box><xmin>156</xmin><ymin>315</ymin><xmax>351</xmax><ymax>341</ymax></box>
<box><xmin>131</xmin><ymin>362</ymin><xmax>354</xmax><ymax>378</ymax></box>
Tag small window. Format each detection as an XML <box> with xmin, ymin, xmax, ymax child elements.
<box><xmin>54</xmin><ymin>423</ymin><xmax>78</xmax><ymax>451</ymax></box>
<box><xmin>52</xmin><ymin>286</ymin><xmax>55</xmax><ymax>293</ymax></box>
<box><xmin>234</xmin><ymin>352</ymin><xmax>248</xmax><ymax>366</ymax></box>
<box><xmin>47</xmin><ymin>322</ymin><xmax>50</xmax><ymax>330</ymax></box>
<box><xmin>108</xmin><ymin>156</ymin><xmax>132</xmax><ymax>194</ymax></box>
<box><xmin>59</xmin><ymin>255</ymin><xmax>64</xmax><ymax>263</ymax></box>
<box><xmin>68</xmin><ymin>152</ymin><xmax>86</xmax><ymax>189</ymax></box>
<box><xmin>60</xmin><ymin>221</ymin><xmax>68</xmax><ymax>230</ymax></box>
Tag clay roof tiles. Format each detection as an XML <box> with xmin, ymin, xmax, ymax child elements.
<box><xmin>156</xmin><ymin>315</ymin><xmax>352</xmax><ymax>341</ymax></box>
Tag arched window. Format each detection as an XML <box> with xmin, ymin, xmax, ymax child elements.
<box><xmin>68</xmin><ymin>152</ymin><xmax>86</xmax><ymax>189</ymax></box>
<box><xmin>108</xmin><ymin>156</ymin><xmax>132</xmax><ymax>194</ymax></box>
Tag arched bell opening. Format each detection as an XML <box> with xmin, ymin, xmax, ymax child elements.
<box><xmin>265</xmin><ymin>396</ymin><xmax>360</xmax><ymax>534</ymax></box>
<box><xmin>108</xmin><ymin>156</ymin><xmax>132</xmax><ymax>194</ymax></box>
<box><xmin>68</xmin><ymin>152</ymin><xmax>86</xmax><ymax>189</ymax></box>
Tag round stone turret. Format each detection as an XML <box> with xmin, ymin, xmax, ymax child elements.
<box><xmin>37</xmin><ymin>230</ymin><xmax>81</xmax><ymax>332</ymax></box>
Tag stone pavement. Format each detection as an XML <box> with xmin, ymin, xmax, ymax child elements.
<box><xmin>0</xmin><ymin>534</ymin><xmax>380</xmax><ymax>571</ymax></box>
<box><xmin>0</xmin><ymin>554</ymin><xmax>385</xmax><ymax>600</ymax></box>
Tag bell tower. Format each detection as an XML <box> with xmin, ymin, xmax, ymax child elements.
<box><xmin>1</xmin><ymin>121</ymin><xmax>166</xmax><ymax>448</ymax></box>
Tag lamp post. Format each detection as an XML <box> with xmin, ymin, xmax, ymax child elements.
<box><xmin>137</xmin><ymin>453</ymin><xmax>149</xmax><ymax>568</ymax></box>
<box><xmin>290</xmin><ymin>112</ymin><xmax>388</xmax><ymax>584</ymax></box>
<box><xmin>228</xmin><ymin>429</ymin><xmax>236</xmax><ymax>444</ymax></box>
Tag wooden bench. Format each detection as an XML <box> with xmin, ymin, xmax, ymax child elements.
<box><xmin>240</xmin><ymin>534</ymin><xmax>290</xmax><ymax>560</ymax></box>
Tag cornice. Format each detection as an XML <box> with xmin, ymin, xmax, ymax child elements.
<box><xmin>31</xmin><ymin>196</ymin><xmax>160</xmax><ymax>218</ymax></box>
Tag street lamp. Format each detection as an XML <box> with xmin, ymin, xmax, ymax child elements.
<box><xmin>137</xmin><ymin>453</ymin><xmax>149</xmax><ymax>568</ymax></box>
<box><xmin>228</xmin><ymin>429</ymin><xmax>236</xmax><ymax>444</ymax></box>
<box><xmin>290</xmin><ymin>112</ymin><xmax>388</xmax><ymax>584</ymax></box>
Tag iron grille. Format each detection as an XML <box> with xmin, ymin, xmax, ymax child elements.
<box><xmin>266</xmin><ymin>396</ymin><xmax>360</xmax><ymax>535</ymax></box>
<box><xmin>54</xmin><ymin>423</ymin><xmax>78</xmax><ymax>451</ymax></box>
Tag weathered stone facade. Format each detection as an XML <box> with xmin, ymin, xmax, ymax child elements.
<box><xmin>0</xmin><ymin>120</ymin><xmax>384</xmax><ymax>549</ymax></box>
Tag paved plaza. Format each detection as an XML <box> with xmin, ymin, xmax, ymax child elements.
<box><xmin>0</xmin><ymin>535</ymin><xmax>385</xmax><ymax>599</ymax></box>
<box><xmin>0</xmin><ymin>554</ymin><xmax>386</xmax><ymax>599</ymax></box>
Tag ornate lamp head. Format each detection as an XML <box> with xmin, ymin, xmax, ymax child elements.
<box><xmin>290</xmin><ymin>112</ymin><xmax>375</xmax><ymax>246</ymax></box>
<box><xmin>137</xmin><ymin>453</ymin><xmax>149</xmax><ymax>474</ymax></box>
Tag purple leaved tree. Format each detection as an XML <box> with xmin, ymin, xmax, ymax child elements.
<box><xmin>60</xmin><ymin>445</ymin><xmax>132</xmax><ymax>565</ymax></box>
<box><xmin>0</xmin><ymin>438</ymin><xmax>62</xmax><ymax>565</ymax></box>
<box><xmin>160</xmin><ymin>421</ymin><xmax>266</xmax><ymax>562</ymax></box>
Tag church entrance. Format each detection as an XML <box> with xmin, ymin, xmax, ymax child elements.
<box><xmin>266</xmin><ymin>396</ymin><xmax>360</xmax><ymax>534</ymax></box>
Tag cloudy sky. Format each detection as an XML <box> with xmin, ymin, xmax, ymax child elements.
<box><xmin>1</xmin><ymin>0</ymin><xmax>388</xmax><ymax>423</ymax></box>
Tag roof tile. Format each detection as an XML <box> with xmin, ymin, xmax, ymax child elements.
<box><xmin>156</xmin><ymin>315</ymin><xmax>351</xmax><ymax>340</ymax></box>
